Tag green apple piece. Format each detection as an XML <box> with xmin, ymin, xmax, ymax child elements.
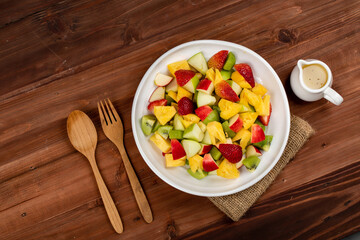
<box><xmin>169</xmin><ymin>130</ymin><xmax>184</xmax><ymax>140</ymax></box>
<box><xmin>151</xmin><ymin>120</ymin><xmax>162</xmax><ymax>133</ymax></box>
<box><xmin>187</xmin><ymin>168</ymin><xmax>208</xmax><ymax>180</ymax></box>
<box><xmin>187</xmin><ymin>52</ymin><xmax>209</xmax><ymax>75</ymax></box>
<box><xmin>183</xmin><ymin>123</ymin><xmax>204</xmax><ymax>142</ymax></box>
<box><xmin>212</xmin><ymin>105</ymin><xmax>221</xmax><ymax>113</ymax></box>
<box><xmin>197</xmin><ymin>91</ymin><xmax>216</xmax><ymax>107</ymax></box>
<box><xmin>221</xmin><ymin>70</ymin><xmax>231</xmax><ymax>80</ymax></box>
<box><xmin>183</xmin><ymin>75</ymin><xmax>199</xmax><ymax>93</ymax></box>
<box><xmin>193</xmin><ymin>91</ymin><xmax>198</xmax><ymax>103</ymax></box>
<box><xmin>210</xmin><ymin>146</ymin><xmax>222</xmax><ymax>161</ymax></box>
<box><xmin>165</xmin><ymin>79</ymin><xmax>178</xmax><ymax>93</ymax></box>
<box><xmin>174</xmin><ymin>114</ymin><xmax>185</xmax><ymax>131</ymax></box>
<box><xmin>182</xmin><ymin>139</ymin><xmax>201</xmax><ymax>158</ymax></box>
<box><xmin>255</xmin><ymin>119</ymin><xmax>266</xmax><ymax>132</ymax></box>
<box><xmin>242</xmin><ymin>156</ymin><xmax>261</xmax><ymax>172</ymax></box>
<box><xmin>157</xmin><ymin>125</ymin><xmax>173</xmax><ymax>139</ymax></box>
<box><xmin>202</xmin><ymin>130</ymin><xmax>212</xmax><ymax>145</ymax></box>
<box><xmin>221</xmin><ymin>121</ymin><xmax>236</xmax><ymax>138</ymax></box>
<box><xmin>223</xmin><ymin>52</ymin><xmax>236</xmax><ymax>71</ymax></box>
<box><xmin>253</xmin><ymin>135</ymin><xmax>273</xmax><ymax>151</ymax></box>
<box><xmin>202</xmin><ymin>110</ymin><xmax>220</xmax><ymax>125</ymax></box>
<box><xmin>195</xmin><ymin>72</ymin><xmax>202</xmax><ymax>80</ymax></box>
<box><xmin>226</xmin><ymin>80</ymin><xmax>242</xmax><ymax>95</ymax></box>
<box><xmin>141</xmin><ymin>115</ymin><xmax>156</xmax><ymax>136</ymax></box>
<box><xmin>165</xmin><ymin>94</ymin><xmax>175</xmax><ymax>105</ymax></box>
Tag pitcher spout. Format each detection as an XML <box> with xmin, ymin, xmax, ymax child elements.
<box><xmin>297</xmin><ymin>59</ymin><xmax>309</xmax><ymax>69</ymax></box>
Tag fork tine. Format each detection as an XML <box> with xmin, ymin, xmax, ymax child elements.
<box><xmin>99</xmin><ymin>100</ymin><xmax>111</xmax><ymax>125</ymax></box>
<box><xmin>97</xmin><ymin>102</ymin><xmax>107</xmax><ymax>126</ymax></box>
<box><xmin>104</xmin><ymin>99</ymin><xmax>115</xmax><ymax>123</ymax></box>
<box><xmin>107</xmin><ymin>98</ymin><xmax>120</xmax><ymax>121</ymax></box>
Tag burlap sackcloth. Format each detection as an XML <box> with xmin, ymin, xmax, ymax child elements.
<box><xmin>208</xmin><ymin>115</ymin><xmax>315</xmax><ymax>221</ymax></box>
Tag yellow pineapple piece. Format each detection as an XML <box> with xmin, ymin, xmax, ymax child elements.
<box><xmin>239</xmin><ymin>90</ymin><xmax>251</xmax><ymax>110</ymax></box>
<box><xmin>243</xmin><ymin>88</ymin><xmax>261</xmax><ymax>108</ymax></box>
<box><xmin>261</xmin><ymin>95</ymin><xmax>271</xmax><ymax>116</ymax></box>
<box><xmin>168</xmin><ymin>90</ymin><xmax>177</xmax><ymax>102</ymax></box>
<box><xmin>165</xmin><ymin>154</ymin><xmax>186</xmax><ymax>167</ymax></box>
<box><xmin>168</xmin><ymin>60</ymin><xmax>191</xmax><ymax>77</ymax></box>
<box><xmin>207</xmin><ymin>121</ymin><xmax>226</xmax><ymax>145</ymax></box>
<box><xmin>154</xmin><ymin>106</ymin><xmax>176</xmax><ymax>125</ymax></box>
<box><xmin>197</xmin><ymin>121</ymin><xmax>207</xmax><ymax>132</ymax></box>
<box><xmin>252</xmin><ymin>83</ymin><xmax>268</xmax><ymax>96</ymax></box>
<box><xmin>231</xmin><ymin>71</ymin><xmax>252</xmax><ymax>89</ymax></box>
<box><xmin>217</xmin><ymin>159</ymin><xmax>240</xmax><ymax>179</ymax></box>
<box><xmin>239</xmin><ymin>112</ymin><xmax>258</xmax><ymax>129</ymax></box>
<box><xmin>205</xmin><ymin>68</ymin><xmax>216</xmax><ymax>83</ymax></box>
<box><xmin>232</xmin><ymin>128</ymin><xmax>251</xmax><ymax>150</ymax></box>
<box><xmin>181</xmin><ymin>114</ymin><xmax>200</xmax><ymax>128</ymax></box>
<box><xmin>171</xmin><ymin>102</ymin><xmax>178</xmax><ymax>111</ymax></box>
<box><xmin>214</xmin><ymin>69</ymin><xmax>223</xmax><ymax>85</ymax></box>
<box><xmin>218</xmin><ymin>99</ymin><xmax>242</xmax><ymax>120</ymax></box>
<box><xmin>150</xmin><ymin>132</ymin><xmax>171</xmax><ymax>153</ymax></box>
<box><xmin>177</xmin><ymin>87</ymin><xmax>193</xmax><ymax>102</ymax></box>
<box><xmin>188</xmin><ymin>154</ymin><xmax>203</xmax><ymax>173</ymax></box>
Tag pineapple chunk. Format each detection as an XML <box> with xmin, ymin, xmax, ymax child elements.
<box><xmin>205</xmin><ymin>68</ymin><xmax>216</xmax><ymax>83</ymax></box>
<box><xmin>239</xmin><ymin>90</ymin><xmax>251</xmax><ymax>109</ymax></box>
<box><xmin>231</xmin><ymin>71</ymin><xmax>252</xmax><ymax>89</ymax></box>
<box><xmin>171</xmin><ymin>102</ymin><xmax>178</xmax><ymax>111</ymax></box>
<box><xmin>197</xmin><ymin>122</ymin><xmax>207</xmax><ymax>132</ymax></box>
<box><xmin>218</xmin><ymin>99</ymin><xmax>243</xmax><ymax>120</ymax></box>
<box><xmin>207</xmin><ymin>121</ymin><xmax>226</xmax><ymax>145</ymax></box>
<box><xmin>217</xmin><ymin>159</ymin><xmax>240</xmax><ymax>179</ymax></box>
<box><xmin>165</xmin><ymin>154</ymin><xmax>186</xmax><ymax>167</ymax></box>
<box><xmin>168</xmin><ymin>60</ymin><xmax>191</xmax><ymax>77</ymax></box>
<box><xmin>150</xmin><ymin>132</ymin><xmax>171</xmax><ymax>153</ymax></box>
<box><xmin>188</xmin><ymin>154</ymin><xmax>203</xmax><ymax>173</ymax></box>
<box><xmin>181</xmin><ymin>114</ymin><xmax>200</xmax><ymax>128</ymax></box>
<box><xmin>214</xmin><ymin>69</ymin><xmax>223</xmax><ymax>85</ymax></box>
<box><xmin>177</xmin><ymin>87</ymin><xmax>193</xmax><ymax>102</ymax></box>
<box><xmin>243</xmin><ymin>88</ymin><xmax>261</xmax><ymax>108</ymax></box>
<box><xmin>239</xmin><ymin>112</ymin><xmax>258</xmax><ymax>129</ymax></box>
<box><xmin>262</xmin><ymin>95</ymin><xmax>271</xmax><ymax>116</ymax></box>
<box><xmin>232</xmin><ymin>129</ymin><xmax>251</xmax><ymax>150</ymax></box>
<box><xmin>168</xmin><ymin>90</ymin><xmax>177</xmax><ymax>102</ymax></box>
<box><xmin>252</xmin><ymin>83</ymin><xmax>268</xmax><ymax>96</ymax></box>
<box><xmin>154</xmin><ymin>106</ymin><xmax>176</xmax><ymax>125</ymax></box>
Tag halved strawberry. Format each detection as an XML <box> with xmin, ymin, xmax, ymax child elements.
<box><xmin>147</xmin><ymin>99</ymin><xmax>167</xmax><ymax>112</ymax></box>
<box><xmin>178</xmin><ymin>97</ymin><xmax>194</xmax><ymax>115</ymax></box>
<box><xmin>208</xmin><ymin>50</ymin><xmax>228</xmax><ymax>69</ymax></box>
<box><xmin>175</xmin><ymin>70</ymin><xmax>196</xmax><ymax>86</ymax></box>
<box><xmin>234</xmin><ymin>63</ymin><xmax>255</xmax><ymax>88</ymax></box>
<box><xmin>171</xmin><ymin>139</ymin><xmax>186</xmax><ymax>160</ymax></box>
<box><xmin>218</xmin><ymin>144</ymin><xmax>243</xmax><ymax>163</ymax></box>
<box><xmin>251</xmin><ymin>124</ymin><xmax>265</xmax><ymax>143</ymax></box>
<box><xmin>258</xmin><ymin>103</ymin><xmax>272</xmax><ymax>126</ymax></box>
<box><xmin>215</xmin><ymin>81</ymin><xmax>240</xmax><ymax>102</ymax></box>
<box><xmin>202</xmin><ymin>154</ymin><xmax>219</xmax><ymax>172</ymax></box>
<box><xmin>195</xmin><ymin>105</ymin><xmax>213</xmax><ymax>121</ymax></box>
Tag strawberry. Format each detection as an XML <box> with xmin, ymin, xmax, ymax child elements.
<box><xmin>218</xmin><ymin>144</ymin><xmax>243</xmax><ymax>163</ymax></box>
<box><xmin>215</xmin><ymin>81</ymin><xmax>240</xmax><ymax>102</ymax></box>
<box><xmin>251</xmin><ymin>124</ymin><xmax>265</xmax><ymax>143</ymax></box>
<box><xmin>258</xmin><ymin>103</ymin><xmax>272</xmax><ymax>126</ymax></box>
<box><xmin>208</xmin><ymin>50</ymin><xmax>229</xmax><ymax>69</ymax></box>
<box><xmin>171</xmin><ymin>139</ymin><xmax>186</xmax><ymax>160</ymax></box>
<box><xmin>147</xmin><ymin>99</ymin><xmax>167</xmax><ymax>112</ymax></box>
<box><xmin>234</xmin><ymin>63</ymin><xmax>255</xmax><ymax>88</ymax></box>
<box><xmin>175</xmin><ymin>70</ymin><xmax>195</xmax><ymax>86</ymax></box>
<box><xmin>195</xmin><ymin>105</ymin><xmax>213</xmax><ymax>121</ymax></box>
<box><xmin>177</xmin><ymin>97</ymin><xmax>194</xmax><ymax>115</ymax></box>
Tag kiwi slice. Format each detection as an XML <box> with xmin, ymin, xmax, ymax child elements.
<box><xmin>242</xmin><ymin>156</ymin><xmax>261</xmax><ymax>172</ymax></box>
<box><xmin>157</xmin><ymin>125</ymin><xmax>173</xmax><ymax>139</ymax></box>
<box><xmin>141</xmin><ymin>115</ymin><xmax>156</xmax><ymax>136</ymax></box>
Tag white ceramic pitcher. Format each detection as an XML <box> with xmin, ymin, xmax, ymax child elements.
<box><xmin>290</xmin><ymin>59</ymin><xmax>343</xmax><ymax>105</ymax></box>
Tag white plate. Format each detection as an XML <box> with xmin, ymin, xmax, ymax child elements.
<box><xmin>131</xmin><ymin>40</ymin><xmax>290</xmax><ymax>197</ymax></box>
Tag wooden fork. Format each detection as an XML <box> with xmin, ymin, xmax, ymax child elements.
<box><xmin>98</xmin><ymin>99</ymin><xmax>153</xmax><ymax>223</ymax></box>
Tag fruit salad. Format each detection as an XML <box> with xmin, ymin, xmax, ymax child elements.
<box><xmin>140</xmin><ymin>50</ymin><xmax>272</xmax><ymax>179</ymax></box>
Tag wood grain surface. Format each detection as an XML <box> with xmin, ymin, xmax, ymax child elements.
<box><xmin>0</xmin><ymin>0</ymin><xmax>359</xmax><ymax>239</ymax></box>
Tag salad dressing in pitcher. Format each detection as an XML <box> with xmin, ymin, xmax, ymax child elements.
<box><xmin>302</xmin><ymin>64</ymin><xmax>328</xmax><ymax>89</ymax></box>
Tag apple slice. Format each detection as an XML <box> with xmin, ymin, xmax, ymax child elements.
<box><xmin>147</xmin><ymin>99</ymin><xmax>167</xmax><ymax>112</ymax></box>
<box><xmin>226</xmin><ymin>80</ymin><xmax>242</xmax><ymax>95</ymax></box>
<box><xmin>202</xmin><ymin>154</ymin><xmax>219</xmax><ymax>172</ymax></box>
<box><xmin>229</xmin><ymin>114</ymin><xmax>243</xmax><ymax>132</ymax></box>
<box><xmin>246</xmin><ymin>145</ymin><xmax>262</xmax><ymax>158</ymax></box>
<box><xmin>197</xmin><ymin>91</ymin><xmax>216</xmax><ymax>107</ymax></box>
<box><xmin>187</xmin><ymin>52</ymin><xmax>208</xmax><ymax>74</ymax></box>
<box><xmin>258</xmin><ymin>103</ymin><xmax>272</xmax><ymax>126</ymax></box>
<box><xmin>165</xmin><ymin>79</ymin><xmax>178</xmax><ymax>93</ymax></box>
<box><xmin>171</xmin><ymin>139</ymin><xmax>187</xmax><ymax>160</ymax></box>
<box><xmin>149</xmin><ymin>87</ymin><xmax>165</xmax><ymax>102</ymax></box>
<box><xmin>195</xmin><ymin>105</ymin><xmax>213</xmax><ymax>121</ymax></box>
<box><xmin>182</xmin><ymin>139</ymin><xmax>201</xmax><ymax>158</ymax></box>
<box><xmin>196</xmin><ymin>79</ymin><xmax>214</xmax><ymax>95</ymax></box>
<box><xmin>234</xmin><ymin>63</ymin><xmax>255</xmax><ymax>88</ymax></box>
<box><xmin>202</xmin><ymin>130</ymin><xmax>212</xmax><ymax>145</ymax></box>
<box><xmin>251</xmin><ymin>124</ymin><xmax>265</xmax><ymax>143</ymax></box>
<box><xmin>215</xmin><ymin>81</ymin><xmax>239</xmax><ymax>102</ymax></box>
<box><xmin>183</xmin><ymin>123</ymin><xmax>204</xmax><ymax>142</ymax></box>
<box><xmin>175</xmin><ymin>70</ymin><xmax>199</xmax><ymax>93</ymax></box>
<box><xmin>203</xmin><ymin>110</ymin><xmax>220</xmax><ymax>125</ymax></box>
<box><xmin>154</xmin><ymin>73</ymin><xmax>173</xmax><ymax>87</ymax></box>
<box><xmin>199</xmin><ymin>144</ymin><xmax>212</xmax><ymax>155</ymax></box>
<box><xmin>183</xmin><ymin>75</ymin><xmax>200</xmax><ymax>93</ymax></box>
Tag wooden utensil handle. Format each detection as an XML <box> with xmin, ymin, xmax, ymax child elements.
<box><xmin>89</xmin><ymin>157</ymin><xmax>124</xmax><ymax>233</ymax></box>
<box><xmin>116</xmin><ymin>143</ymin><xmax>153</xmax><ymax>223</ymax></box>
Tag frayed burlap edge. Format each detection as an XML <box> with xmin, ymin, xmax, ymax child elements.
<box><xmin>208</xmin><ymin>115</ymin><xmax>315</xmax><ymax>221</ymax></box>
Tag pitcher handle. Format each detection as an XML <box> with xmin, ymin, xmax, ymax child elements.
<box><xmin>324</xmin><ymin>87</ymin><xmax>343</xmax><ymax>106</ymax></box>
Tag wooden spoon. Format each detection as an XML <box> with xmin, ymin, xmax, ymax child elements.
<box><xmin>67</xmin><ymin>110</ymin><xmax>123</xmax><ymax>234</ymax></box>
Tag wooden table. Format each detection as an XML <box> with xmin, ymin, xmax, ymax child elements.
<box><xmin>1</xmin><ymin>0</ymin><xmax>359</xmax><ymax>239</ymax></box>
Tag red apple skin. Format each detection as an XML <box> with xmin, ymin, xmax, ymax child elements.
<box><xmin>195</xmin><ymin>106</ymin><xmax>213</xmax><ymax>121</ymax></box>
<box><xmin>246</xmin><ymin>145</ymin><xmax>262</xmax><ymax>158</ymax></box>
<box><xmin>149</xmin><ymin>87</ymin><xmax>165</xmax><ymax>102</ymax></box>
<box><xmin>202</xmin><ymin>154</ymin><xmax>219</xmax><ymax>172</ymax></box>
<box><xmin>198</xmin><ymin>144</ymin><xmax>212</xmax><ymax>155</ymax></box>
<box><xmin>259</xmin><ymin>103</ymin><xmax>272</xmax><ymax>126</ymax></box>
<box><xmin>148</xmin><ymin>99</ymin><xmax>167</xmax><ymax>112</ymax></box>
<box><xmin>171</xmin><ymin>139</ymin><xmax>186</xmax><ymax>160</ymax></box>
<box><xmin>251</xmin><ymin>124</ymin><xmax>265</xmax><ymax>143</ymax></box>
<box><xmin>229</xmin><ymin>115</ymin><xmax>243</xmax><ymax>132</ymax></box>
<box><xmin>196</xmin><ymin>79</ymin><xmax>214</xmax><ymax>94</ymax></box>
